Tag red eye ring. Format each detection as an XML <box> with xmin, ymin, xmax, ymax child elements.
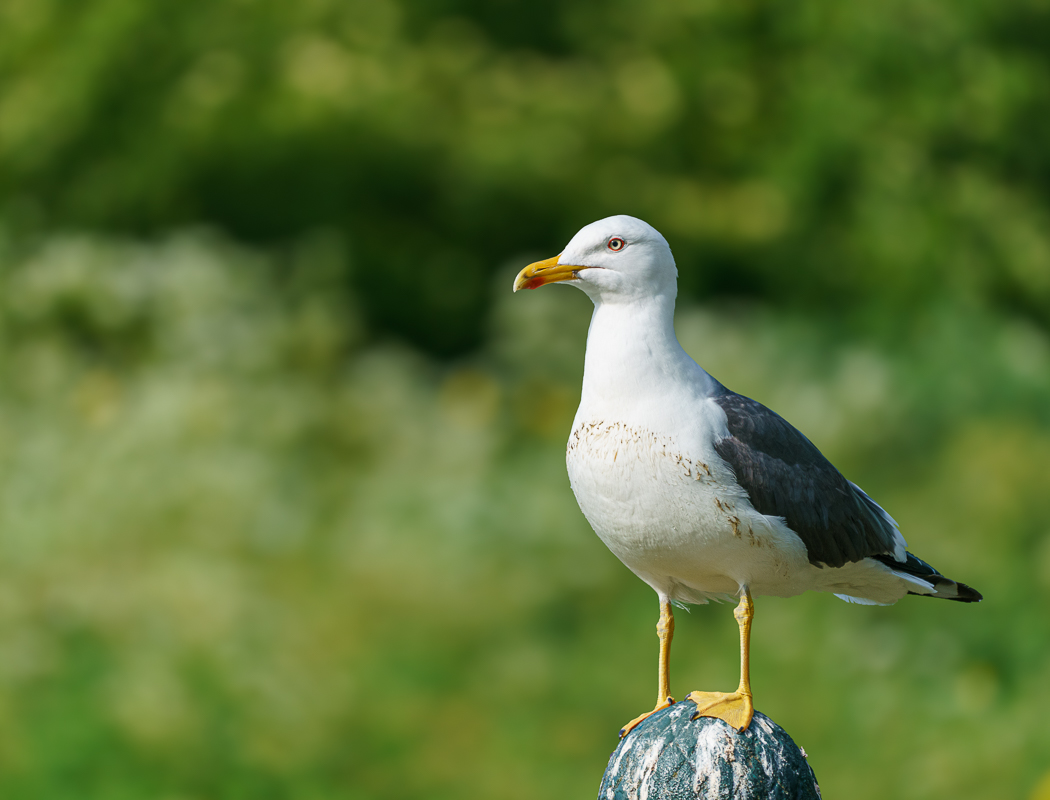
<box><xmin>607</xmin><ymin>237</ymin><xmax>626</xmax><ymax>252</ymax></box>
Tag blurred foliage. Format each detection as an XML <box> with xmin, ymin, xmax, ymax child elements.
<box><xmin>2</xmin><ymin>0</ymin><xmax>1050</xmax><ymax>353</ymax></box>
<box><xmin>1</xmin><ymin>1</ymin><xmax>1049</xmax><ymax>799</ymax></box>
<box><xmin>0</xmin><ymin>233</ymin><xmax>1047</xmax><ymax>799</ymax></box>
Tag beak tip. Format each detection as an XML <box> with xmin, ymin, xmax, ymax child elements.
<box><xmin>513</xmin><ymin>254</ymin><xmax>570</xmax><ymax>294</ymax></box>
<box><xmin>512</xmin><ymin>272</ymin><xmax>537</xmax><ymax>292</ymax></box>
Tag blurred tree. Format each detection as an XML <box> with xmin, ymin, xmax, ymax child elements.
<box><xmin>2</xmin><ymin>0</ymin><xmax>1049</xmax><ymax>355</ymax></box>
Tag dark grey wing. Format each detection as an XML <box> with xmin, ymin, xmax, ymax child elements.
<box><xmin>711</xmin><ymin>391</ymin><xmax>901</xmax><ymax>568</ymax></box>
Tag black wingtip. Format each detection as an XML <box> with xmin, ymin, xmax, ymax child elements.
<box><xmin>906</xmin><ymin>581</ymin><xmax>983</xmax><ymax>603</ymax></box>
<box><xmin>950</xmin><ymin>581</ymin><xmax>983</xmax><ymax>603</ymax></box>
<box><xmin>876</xmin><ymin>552</ymin><xmax>983</xmax><ymax>603</ymax></box>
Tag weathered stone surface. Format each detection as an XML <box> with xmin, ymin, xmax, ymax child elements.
<box><xmin>598</xmin><ymin>704</ymin><xmax>821</xmax><ymax>800</ymax></box>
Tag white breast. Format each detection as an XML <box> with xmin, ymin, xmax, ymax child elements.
<box><xmin>566</xmin><ymin>417</ymin><xmax>812</xmax><ymax>604</ymax></box>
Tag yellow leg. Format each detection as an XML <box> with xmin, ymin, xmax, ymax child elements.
<box><xmin>620</xmin><ymin>599</ymin><xmax>676</xmax><ymax>737</ymax></box>
<box><xmin>686</xmin><ymin>589</ymin><xmax>755</xmax><ymax>732</ymax></box>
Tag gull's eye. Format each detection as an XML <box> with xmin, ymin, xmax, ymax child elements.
<box><xmin>607</xmin><ymin>237</ymin><xmax>626</xmax><ymax>252</ymax></box>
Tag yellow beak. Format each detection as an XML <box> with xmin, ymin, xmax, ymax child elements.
<box><xmin>512</xmin><ymin>255</ymin><xmax>584</xmax><ymax>292</ymax></box>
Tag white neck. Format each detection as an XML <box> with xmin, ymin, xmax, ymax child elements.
<box><xmin>578</xmin><ymin>294</ymin><xmax>719</xmax><ymax>416</ymax></box>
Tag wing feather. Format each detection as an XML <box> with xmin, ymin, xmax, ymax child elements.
<box><xmin>711</xmin><ymin>391</ymin><xmax>903</xmax><ymax>568</ymax></box>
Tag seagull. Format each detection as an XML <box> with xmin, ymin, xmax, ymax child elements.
<box><xmin>512</xmin><ymin>215</ymin><xmax>981</xmax><ymax>737</ymax></box>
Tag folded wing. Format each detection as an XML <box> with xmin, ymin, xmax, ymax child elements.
<box><xmin>711</xmin><ymin>391</ymin><xmax>905</xmax><ymax>569</ymax></box>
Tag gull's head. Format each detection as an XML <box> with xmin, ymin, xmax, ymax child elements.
<box><xmin>513</xmin><ymin>215</ymin><xmax>677</xmax><ymax>303</ymax></box>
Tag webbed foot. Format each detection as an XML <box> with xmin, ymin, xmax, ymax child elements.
<box><xmin>619</xmin><ymin>696</ymin><xmax>675</xmax><ymax>738</ymax></box>
<box><xmin>686</xmin><ymin>689</ymin><xmax>753</xmax><ymax>732</ymax></box>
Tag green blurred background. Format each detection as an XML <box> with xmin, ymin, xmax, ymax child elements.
<box><xmin>1</xmin><ymin>1</ymin><xmax>1049</xmax><ymax>798</ymax></box>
